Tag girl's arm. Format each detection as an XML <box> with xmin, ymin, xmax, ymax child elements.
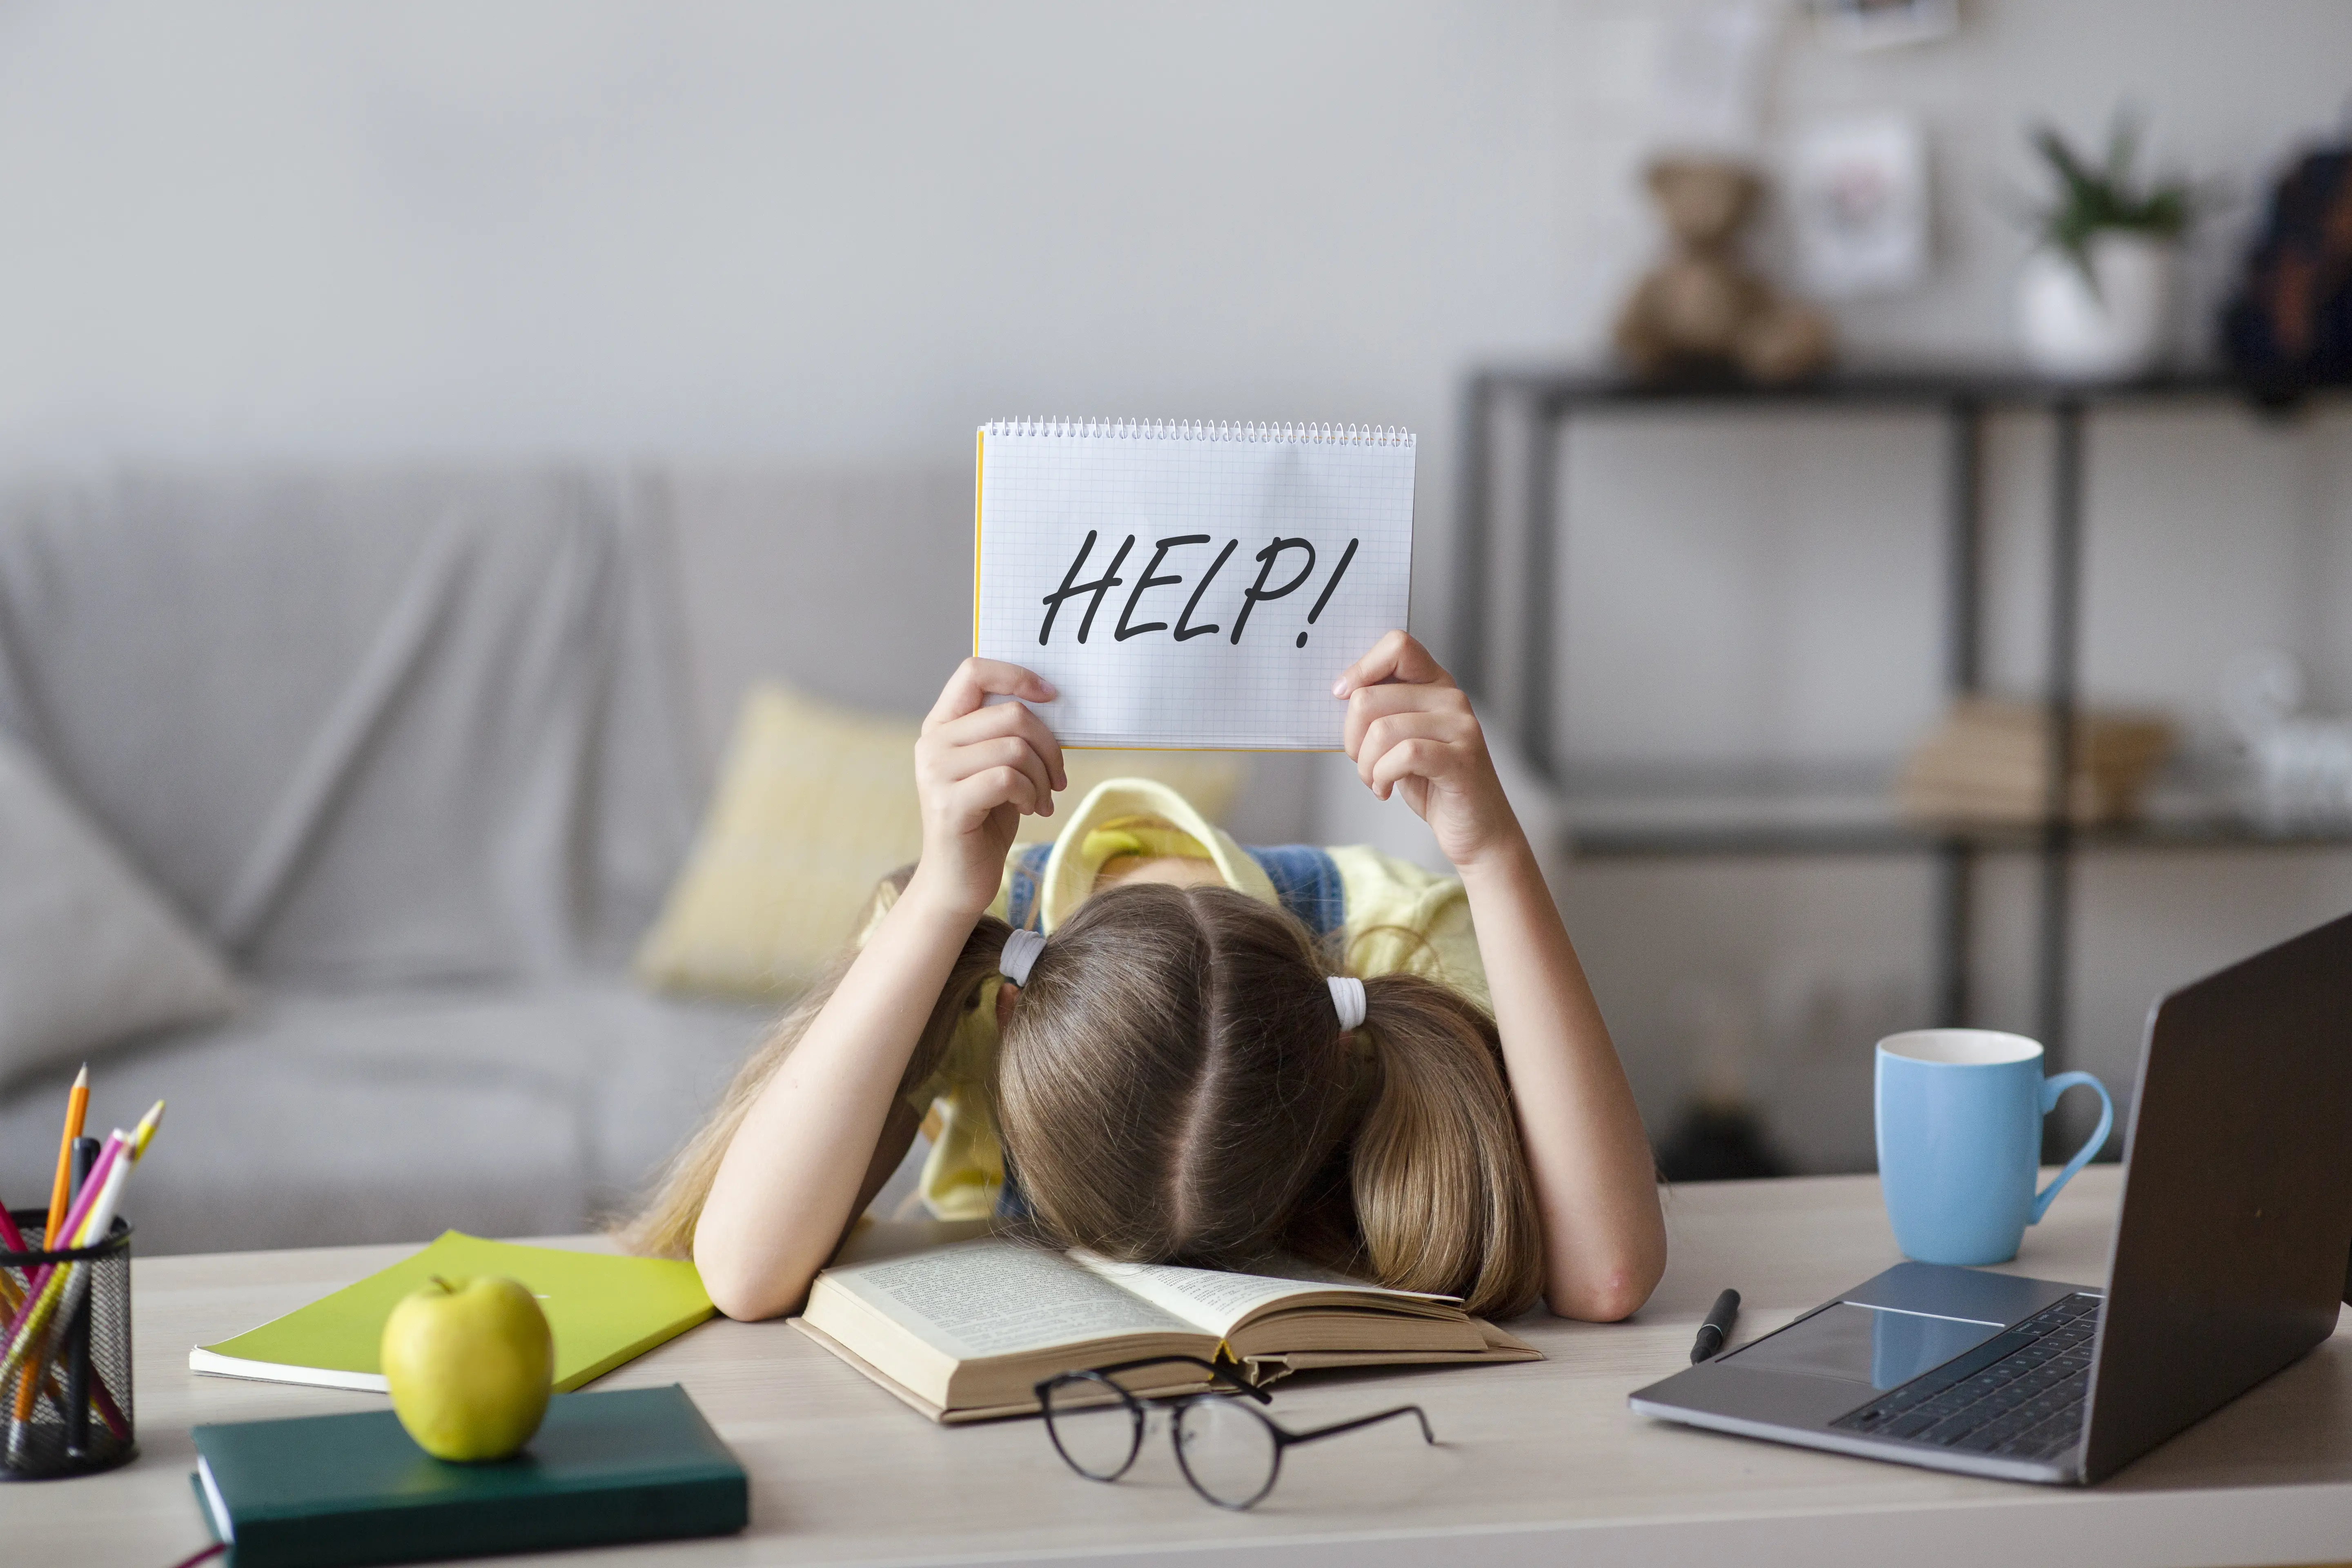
<box><xmin>693</xmin><ymin>659</ymin><xmax>1065</xmax><ymax>1320</ymax></box>
<box><xmin>1334</xmin><ymin>632</ymin><xmax>1666</xmax><ymax>1321</ymax></box>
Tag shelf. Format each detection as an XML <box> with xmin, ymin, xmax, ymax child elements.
<box><xmin>1469</xmin><ymin>364</ymin><xmax>2339</xmax><ymax>414</ymax></box>
<box><xmin>1552</xmin><ymin>766</ymin><xmax>2352</xmax><ymax>860</ymax></box>
<box><xmin>1463</xmin><ymin>359</ymin><xmax>2352</xmax><ymax>1066</ymax></box>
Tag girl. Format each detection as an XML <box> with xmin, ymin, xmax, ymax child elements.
<box><xmin>628</xmin><ymin>632</ymin><xmax>1665</xmax><ymax>1323</ymax></box>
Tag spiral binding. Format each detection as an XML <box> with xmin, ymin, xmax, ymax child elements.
<box><xmin>984</xmin><ymin>418</ymin><xmax>1413</xmax><ymax>447</ymax></box>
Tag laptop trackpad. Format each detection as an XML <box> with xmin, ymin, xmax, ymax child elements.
<box><xmin>1725</xmin><ymin>1302</ymin><xmax>2005</xmax><ymax>1389</ymax></box>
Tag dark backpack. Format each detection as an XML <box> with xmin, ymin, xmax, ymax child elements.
<box><xmin>2222</xmin><ymin>146</ymin><xmax>2352</xmax><ymax>399</ymax></box>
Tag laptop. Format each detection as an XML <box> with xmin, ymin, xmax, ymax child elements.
<box><xmin>1629</xmin><ymin>910</ymin><xmax>2352</xmax><ymax>1485</ymax></box>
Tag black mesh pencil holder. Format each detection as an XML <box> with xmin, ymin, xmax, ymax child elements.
<box><xmin>0</xmin><ymin>1207</ymin><xmax>136</xmax><ymax>1480</ymax></box>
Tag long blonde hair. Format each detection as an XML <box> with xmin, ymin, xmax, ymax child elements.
<box><xmin>621</xmin><ymin>877</ymin><xmax>1544</xmax><ymax>1317</ymax></box>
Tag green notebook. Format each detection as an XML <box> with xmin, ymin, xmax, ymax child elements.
<box><xmin>192</xmin><ymin>1383</ymin><xmax>747</xmax><ymax>1568</ymax></box>
<box><xmin>190</xmin><ymin>1232</ymin><xmax>713</xmax><ymax>1393</ymax></box>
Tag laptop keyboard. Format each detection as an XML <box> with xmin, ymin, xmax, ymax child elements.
<box><xmin>1831</xmin><ymin>1292</ymin><xmax>2101</xmax><ymax>1461</ymax></box>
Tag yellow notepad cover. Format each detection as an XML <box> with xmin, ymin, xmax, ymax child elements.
<box><xmin>193</xmin><ymin>1232</ymin><xmax>714</xmax><ymax>1393</ymax></box>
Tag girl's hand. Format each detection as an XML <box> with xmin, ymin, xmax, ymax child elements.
<box><xmin>1334</xmin><ymin>631</ymin><xmax>1523</xmax><ymax>872</ymax></box>
<box><xmin>909</xmin><ymin>659</ymin><xmax>1066</xmax><ymax>918</ymax></box>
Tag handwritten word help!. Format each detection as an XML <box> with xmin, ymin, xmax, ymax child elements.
<box><xmin>1038</xmin><ymin>532</ymin><xmax>1362</xmax><ymax>650</ymax></box>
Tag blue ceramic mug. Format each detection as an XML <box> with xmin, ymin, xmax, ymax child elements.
<box><xmin>1875</xmin><ymin>1029</ymin><xmax>2115</xmax><ymax>1267</ymax></box>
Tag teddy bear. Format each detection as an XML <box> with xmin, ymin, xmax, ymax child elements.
<box><xmin>1613</xmin><ymin>157</ymin><xmax>1835</xmax><ymax>384</ymax></box>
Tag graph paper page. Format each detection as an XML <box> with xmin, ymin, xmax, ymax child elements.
<box><xmin>974</xmin><ymin>421</ymin><xmax>1415</xmax><ymax>749</ymax></box>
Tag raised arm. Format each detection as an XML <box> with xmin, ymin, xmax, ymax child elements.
<box><xmin>692</xmin><ymin>659</ymin><xmax>1065</xmax><ymax>1319</ymax></box>
<box><xmin>1335</xmin><ymin>632</ymin><xmax>1665</xmax><ymax>1321</ymax></box>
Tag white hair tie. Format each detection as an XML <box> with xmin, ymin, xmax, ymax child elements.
<box><xmin>1000</xmin><ymin>928</ymin><xmax>1047</xmax><ymax>988</ymax></box>
<box><xmin>1328</xmin><ymin>975</ymin><xmax>1367</xmax><ymax>1033</ymax></box>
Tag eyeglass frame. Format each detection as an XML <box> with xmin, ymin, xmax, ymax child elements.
<box><xmin>1034</xmin><ymin>1354</ymin><xmax>1438</xmax><ymax>1511</ymax></box>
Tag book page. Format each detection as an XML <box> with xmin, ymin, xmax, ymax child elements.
<box><xmin>974</xmin><ymin>420</ymin><xmax>1415</xmax><ymax>749</ymax></box>
<box><xmin>827</xmin><ymin>1238</ymin><xmax>1193</xmax><ymax>1361</ymax></box>
<box><xmin>1071</xmin><ymin>1254</ymin><xmax>1457</xmax><ymax>1339</ymax></box>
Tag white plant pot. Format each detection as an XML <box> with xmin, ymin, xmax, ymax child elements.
<box><xmin>2015</xmin><ymin>233</ymin><xmax>2179</xmax><ymax>380</ymax></box>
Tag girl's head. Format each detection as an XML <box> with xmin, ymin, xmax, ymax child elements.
<box><xmin>993</xmin><ymin>882</ymin><xmax>1541</xmax><ymax>1314</ymax></box>
<box><xmin>625</xmin><ymin>878</ymin><xmax>1543</xmax><ymax>1318</ymax></box>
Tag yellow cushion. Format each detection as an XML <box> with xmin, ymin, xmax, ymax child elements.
<box><xmin>634</xmin><ymin>684</ymin><xmax>1246</xmax><ymax>999</ymax></box>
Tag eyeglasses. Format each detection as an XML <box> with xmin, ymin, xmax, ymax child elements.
<box><xmin>1035</xmin><ymin>1355</ymin><xmax>1436</xmax><ymax>1511</ymax></box>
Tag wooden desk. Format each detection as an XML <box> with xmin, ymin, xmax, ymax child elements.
<box><xmin>15</xmin><ymin>1169</ymin><xmax>2351</xmax><ymax>1567</ymax></box>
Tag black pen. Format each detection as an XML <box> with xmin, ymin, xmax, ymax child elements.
<box><xmin>1689</xmin><ymin>1288</ymin><xmax>1740</xmax><ymax>1363</ymax></box>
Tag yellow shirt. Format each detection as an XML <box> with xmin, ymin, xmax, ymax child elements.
<box><xmin>866</xmin><ymin>778</ymin><xmax>1489</xmax><ymax>1220</ymax></box>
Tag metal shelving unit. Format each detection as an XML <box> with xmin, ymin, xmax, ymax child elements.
<box><xmin>1455</xmin><ymin>366</ymin><xmax>2352</xmax><ymax>1102</ymax></box>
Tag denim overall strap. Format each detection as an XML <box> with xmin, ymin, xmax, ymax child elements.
<box><xmin>995</xmin><ymin>1149</ymin><xmax>1037</xmax><ymax>1223</ymax></box>
<box><xmin>1242</xmin><ymin>845</ymin><xmax>1348</xmax><ymax>939</ymax></box>
<box><xmin>1002</xmin><ymin>842</ymin><xmax>1053</xmax><ymax>933</ymax></box>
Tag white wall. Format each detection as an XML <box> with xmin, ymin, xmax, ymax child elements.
<box><xmin>0</xmin><ymin>5</ymin><xmax>1566</xmax><ymax>462</ymax></box>
<box><xmin>4</xmin><ymin>0</ymin><xmax>2351</xmax><ymax>1167</ymax></box>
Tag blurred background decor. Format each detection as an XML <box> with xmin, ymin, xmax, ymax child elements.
<box><xmin>1652</xmin><ymin>977</ymin><xmax>1788</xmax><ymax>1182</ymax></box>
<box><xmin>2224</xmin><ymin>648</ymin><xmax>2352</xmax><ymax>829</ymax></box>
<box><xmin>2222</xmin><ymin>139</ymin><xmax>2352</xmax><ymax>400</ymax></box>
<box><xmin>2013</xmin><ymin>113</ymin><xmax>2203</xmax><ymax>379</ymax></box>
<box><xmin>1785</xmin><ymin>114</ymin><xmax>1933</xmax><ymax>301</ymax></box>
<box><xmin>1809</xmin><ymin>0</ymin><xmax>1959</xmax><ymax>54</ymax></box>
<box><xmin>1613</xmin><ymin>158</ymin><xmax>1837</xmax><ymax>383</ymax></box>
<box><xmin>1898</xmin><ymin>699</ymin><xmax>2175</xmax><ymax>825</ymax></box>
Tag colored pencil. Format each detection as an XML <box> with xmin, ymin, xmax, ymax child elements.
<box><xmin>0</xmin><ymin>1129</ymin><xmax>128</xmax><ymax>1357</ymax></box>
<box><xmin>14</xmin><ymin>1066</ymin><xmax>90</xmax><ymax>1425</ymax></box>
<box><xmin>0</xmin><ymin>1174</ymin><xmax>112</xmax><ymax>1381</ymax></box>
<box><xmin>0</xmin><ymin>1103</ymin><xmax>160</xmax><ymax>1390</ymax></box>
<box><xmin>0</xmin><ymin>1179</ymin><xmax>127</xmax><ymax>1443</ymax></box>
<box><xmin>1</xmin><ymin>1104</ymin><xmax>159</xmax><ymax>1336</ymax></box>
<box><xmin>0</xmin><ymin>1203</ymin><xmax>22</xmax><ymax>1359</ymax></box>
<box><xmin>2</xmin><ymin>1105</ymin><xmax>154</xmax><ymax>1314</ymax></box>
<box><xmin>42</xmin><ymin>1065</ymin><xmax>89</xmax><ymax>1247</ymax></box>
<box><xmin>0</xmin><ymin>1203</ymin><xmax>25</xmax><ymax>1399</ymax></box>
<box><xmin>0</xmin><ymin>1129</ymin><xmax>122</xmax><ymax>1338</ymax></box>
<box><xmin>28</xmin><ymin>1155</ymin><xmax>134</xmax><ymax>1361</ymax></box>
<box><xmin>0</xmin><ymin>1146</ymin><xmax>114</xmax><ymax>1390</ymax></box>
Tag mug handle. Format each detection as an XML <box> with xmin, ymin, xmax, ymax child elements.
<box><xmin>2028</xmin><ymin>1071</ymin><xmax>2116</xmax><ymax>1225</ymax></box>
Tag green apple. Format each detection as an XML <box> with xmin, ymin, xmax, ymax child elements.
<box><xmin>381</xmin><ymin>1275</ymin><xmax>554</xmax><ymax>1462</ymax></box>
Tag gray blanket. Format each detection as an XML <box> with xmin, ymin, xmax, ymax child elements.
<box><xmin>0</xmin><ymin>470</ymin><xmax>702</xmax><ymax>983</ymax></box>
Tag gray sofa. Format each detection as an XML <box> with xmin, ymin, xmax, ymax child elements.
<box><xmin>0</xmin><ymin>471</ymin><xmax>751</xmax><ymax>1254</ymax></box>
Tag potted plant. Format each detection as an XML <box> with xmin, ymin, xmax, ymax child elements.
<box><xmin>2013</xmin><ymin>114</ymin><xmax>2200</xmax><ymax>379</ymax></box>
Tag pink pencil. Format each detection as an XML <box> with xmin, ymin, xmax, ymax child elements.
<box><xmin>0</xmin><ymin>1131</ymin><xmax>122</xmax><ymax>1354</ymax></box>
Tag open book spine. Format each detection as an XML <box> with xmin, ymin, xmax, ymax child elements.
<box><xmin>984</xmin><ymin>418</ymin><xmax>1414</xmax><ymax>447</ymax></box>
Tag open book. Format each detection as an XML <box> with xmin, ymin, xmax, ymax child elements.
<box><xmin>791</xmin><ymin>1234</ymin><xmax>1539</xmax><ymax>1423</ymax></box>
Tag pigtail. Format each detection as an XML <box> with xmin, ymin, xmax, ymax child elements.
<box><xmin>1348</xmin><ymin>973</ymin><xmax>1545</xmax><ymax>1318</ymax></box>
<box><xmin>615</xmin><ymin>869</ymin><xmax>1015</xmax><ymax>1256</ymax></box>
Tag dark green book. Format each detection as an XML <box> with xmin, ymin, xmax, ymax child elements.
<box><xmin>189</xmin><ymin>1384</ymin><xmax>748</xmax><ymax>1567</ymax></box>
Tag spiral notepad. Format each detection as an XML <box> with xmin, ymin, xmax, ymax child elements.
<box><xmin>973</xmin><ymin>419</ymin><xmax>1416</xmax><ymax>750</ymax></box>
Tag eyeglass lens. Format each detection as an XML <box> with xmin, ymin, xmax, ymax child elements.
<box><xmin>1174</xmin><ymin>1398</ymin><xmax>1281</xmax><ymax>1509</ymax></box>
<box><xmin>1042</xmin><ymin>1376</ymin><xmax>1143</xmax><ymax>1481</ymax></box>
